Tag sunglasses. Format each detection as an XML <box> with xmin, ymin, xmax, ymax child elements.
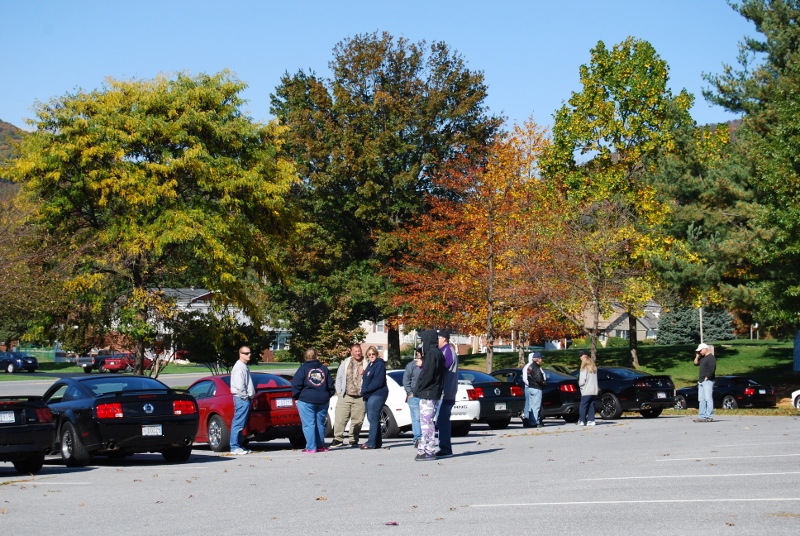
<box><xmin>240</xmin><ymin>351</ymin><xmax>251</xmax><ymax>355</ymax></box>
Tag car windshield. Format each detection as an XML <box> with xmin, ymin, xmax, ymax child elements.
<box><xmin>458</xmin><ymin>370</ymin><xmax>498</xmax><ymax>383</ymax></box>
<box><xmin>221</xmin><ymin>373</ymin><xmax>291</xmax><ymax>389</ymax></box>
<box><xmin>83</xmin><ymin>376</ymin><xmax>169</xmax><ymax>396</ymax></box>
<box><xmin>604</xmin><ymin>367</ymin><xmax>650</xmax><ymax>379</ymax></box>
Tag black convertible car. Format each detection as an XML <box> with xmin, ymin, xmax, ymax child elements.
<box><xmin>490</xmin><ymin>368</ymin><xmax>581</xmax><ymax>423</ymax></box>
<box><xmin>583</xmin><ymin>366</ymin><xmax>675</xmax><ymax>419</ymax></box>
<box><xmin>674</xmin><ymin>376</ymin><xmax>776</xmax><ymax>410</ymax></box>
<box><xmin>43</xmin><ymin>376</ymin><xmax>199</xmax><ymax>466</ymax></box>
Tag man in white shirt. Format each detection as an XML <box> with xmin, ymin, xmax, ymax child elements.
<box><xmin>230</xmin><ymin>346</ymin><xmax>255</xmax><ymax>454</ymax></box>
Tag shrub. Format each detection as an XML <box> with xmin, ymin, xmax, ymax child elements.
<box><xmin>272</xmin><ymin>350</ymin><xmax>294</xmax><ymax>363</ymax></box>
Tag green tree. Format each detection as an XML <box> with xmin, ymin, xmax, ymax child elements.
<box><xmin>657</xmin><ymin>306</ymin><xmax>735</xmax><ymax>345</ymax></box>
<box><xmin>270</xmin><ymin>31</ymin><xmax>499</xmax><ymax>364</ymax></box>
<box><xmin>539</xmin><ymin>37</ymin><xmax>694</xmax><ymax>366</ymax></box>
<box><xmin>704</xmin><ymin>0</ymin><xmax>800</xmax><ymax>330</ymax></box>
<box><xmin>9</xmin><ymin>71</ymin><xmax>298</xmax><ymax>373</ymax></box>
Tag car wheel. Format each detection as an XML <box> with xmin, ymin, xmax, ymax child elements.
<box><xmin>97</xmin><ymin>363</ymin><xmax>106</xmax><ymax>373</ymax></box>
<box><xmin>563</xmin><ymin>414</ymin><xmax>580</xmax><ymax>423</ymax></box>
<box><xmin>487</xmin><ymin>417</ymin><xmax>511</xmax><ymax>429</ymax></box>
<box><xmin>451</xmin><ymin>421</ymin><xmax>471</xmax><ymax>437</ymax></box>
<box><xmin>640</xmin><ymin>408</ymin><xmax>663</xmax><ymax>418</ymax></box>
<box><xmin>324</xmin><ymin>414</ymin><xmax>333</xmax><ymax>437</ymax></box>
<box><xmin>12</xmin><ymin>454</ymin><xmax>45</xmax><ymax>475</ymax></box>
<box><xmin>289</xmin><ymin>434</ymin><xmax>306</xmax><ymax>448</ymax></box>
<box><xmin>380</xmin><ymin>406</ymin><xmax>399</xmax><ymax>438</ymax></box>
<box><xmin>794</xmin><ymin>396</ymin><xmax>800</xmax><ymax>410</ymax></box>
<box><xmin>722</xmin><ymin>394</ymin><xmax>738</xmax><ymax>409</ymax></box>
<box><xmin>162</xmin><ymin>446</ymin><xmax>192</xmax><ymax>463</ymax></box>
<box><xmin>82</xmin><ymin>367</ymin><xmax>93</xmax><ymax>373</ymax></box>
<box><xmin>125</xmin><ymin>364</ymin><xmax>133</xmax><ymax>373</ymax></box>
<box><xmin>7</xmin><ymin>363</ymin><xmax>16</xmax><ymax>373</ymax></box>
<box><xmin>674</xmin><ymin>395</ymin><xmax>688</xmax><ymax>410</ymax></box>
<box><xmin>599</xmin><ymin>393</ymin><xmax>623</xmax><ymax>420</ymax></box>
<box><xmin>207</xmin><ymin>415</ymin><xmax>230</xmax><ymax>452</ymax></box>
<box><xmin>61</xmin><ymin>422</ymin><xmax>91</xmax><ymax>467</ymax></box>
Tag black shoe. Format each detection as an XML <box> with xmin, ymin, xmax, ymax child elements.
<box><xmin>435</xmin><ymin>450</ymin><xmax>453</xmax><ymax>458</ymax></box>
<box><xmin>349</xmin><ymin>443</ymin><xmax>359</xmax><ymax>448</ymax></box>
<box><xmin>329</xmin><ymin>440</ymin><xmax>344</xmax><ymax>448</ymax></box>
<box><xmin>415</xmin><ymin>453</ymin><xmax>437</xmax><ymax>461</ymax></box>
<box><xmin>536</xmin><ymin>424</ymin><xmax>544</xmax><ymax>429</ymax></box>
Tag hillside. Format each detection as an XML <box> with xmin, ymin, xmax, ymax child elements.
<box><xmin>0</xmin><ymin>119</ymin><xmax>27</xmax><ymax>163</ymax></box>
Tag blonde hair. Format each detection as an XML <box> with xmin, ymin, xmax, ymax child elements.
<box><xmin>366</xmin><ymin>346</ymin><xmax>380</xmax><ymax>357</ymax></box>
<box><xmin>580</xmin><ymin>354</ymin><xmax>597</xmax><ymax>373</ymax></box>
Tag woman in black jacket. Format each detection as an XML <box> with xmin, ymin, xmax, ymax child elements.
<box><xmin>413</xmin><ymin>330</ymin><xmax>445</xmax><ymax>461</ymax></box>
<box><xmin>360</xmin><ymin>346</ymin><xmax>388</xmax><ymax>449</ymax></box>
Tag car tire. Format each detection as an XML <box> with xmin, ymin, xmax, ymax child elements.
<box><xmin>324</xmin><ymin>414</ymin><xmax>333</xmax><ymax>437</ymax></box>
<box><xmin>61</xmin><ymin>422</ymin><xmax>91</xmax><ymax>467</ymax></box>
<box><xmin>599</xmin><ymin>393</ymin><xmax>623</xmax><ymax>420</ymax></box>
<box><xmin>563</xmin><ymin>414</ymin><xmax>580</xmax><ymax>423</ymax></box>
<box><xmin>640</xmin><ymin>408</ymin><xmax>663</xmax><ymax>418</ymax></box>
<box><xmin>82</xmin><ymin>367</ymin><xmax>93</xmax><ymax>373</ymax></box>
<box><xmin>289</xmin><ymin>434</ymin><xmax>306</xmax><ymax>448</ymax></box>
<box><xmin>6</xmin><ymin>363</ymin><xmax>16</xmax><ymax>373</ymax></box>
<box><xmin>674</xmin><ymin>395</ymin><xmax>688</xmax><ymax>410</ymax></box>
<box><xmin>161</xmin><ymin>446</ymin><xmax>192</xmax><ymax>463</ymax></box>
<box><xmin>207</xmin><ymin>415</ymin><xmax>230</xmax><ymax>452</ymax></box>
<box><xmin>487</xmin><ymin>417</ymin><xmax>511</xmax><ymax>429</ymax></box>
<box><xmin>97</xmin><ymin>363</ymin><xmax>106</xmax><ymax>373</ymax></box>
<box><xmin>12</xmin><ymin>454</ymin><xmax>45</xmax><ymax>475</ymax></box>
<box><xmin>380</xmin><ymin>405</ymin><xmax>399</xmax><ymax>438</ymax></box>
<box><xmin>794</xmin><ymin>396</ymin><xmax>800</xmax><ymax>410</ymax></box>
<box><xmin>451</xmin><ymin>421</ymin><xmax>471</xmax><ymax>437</ymax></box>
<box><xmin>125</xmin><ymin>364</ymin><xmax>133</xmax><ymax>373</ymax></box>
<box><xmin>722</xmin><ymin>394</ymin><xmax>738</xmax><ymax>409</ymax></box>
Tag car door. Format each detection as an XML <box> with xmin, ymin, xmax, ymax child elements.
<box><xmin>187</xmin><ymin>380</ymin><xmax>217</xmax><ymax>438</ymax></box>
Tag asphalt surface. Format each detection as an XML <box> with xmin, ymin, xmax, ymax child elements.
<box><xmin>1</xmin><ymin>413</ymin><xmax>799</xmax><ymax>535</ymax></box>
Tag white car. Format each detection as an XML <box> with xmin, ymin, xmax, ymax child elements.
<box><xmin>792</xmin><ymin>388</ymin><xmax>800</xmax><ymax>409</ymax></box>
<box><xmin>325</xmin><ymin>370</ymin><xmax>479</xmax><ymax>439</ymax></box>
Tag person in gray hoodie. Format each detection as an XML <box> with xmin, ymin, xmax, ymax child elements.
<box><xmin>403</xmin><ymin>346</ymin><xmax>423</xmax><ymax>447</ymax></box>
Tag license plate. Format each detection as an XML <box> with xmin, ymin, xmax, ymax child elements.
<box><xmin>276</xmin><ymin>398</ymin><xmax>292</xmax><ymax>408</ymax></box>
<box><xmin>759</xmin><ymin>389</ymin><xmax>766</xmax><ymax>394</ymax></box>
<box><xmin>657</xmin><ymin>392</ymin><xmax>666</xmax><ymax>399</ymax></box>
<box><xmin>0</xmin><ymin>411</ymin><xmax>14</xmax><ymax>423</ymax></box>
<box><xmin>142</xmin><ymin>424</ymin><xmax>162</xmax><ymax>436</ymax></box>
<box><xmin>495</xmin><ymin>402</ymin><xmax>507</xmax><ymax>411</ymax></box>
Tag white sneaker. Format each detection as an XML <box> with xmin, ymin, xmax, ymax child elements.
<box><xmin>230</xmin><ymin>448</ymin><xmax>249</xmax><ymax>455</ymax></box>
<box><xmin>587</xmin><ymin>421</ymin><xmax>596</xmax><ymax>426</ymax></box>
<box><xmin>577</xmin><ymin>422</ymin><xmax>585</xmax><ymax>426</ymax></box>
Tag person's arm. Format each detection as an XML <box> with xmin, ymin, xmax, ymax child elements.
<box><xmin>335</xmin><ymin>360</ymin><xmax>347</xmax><ymax>395</ymax></box>
<box><xmin>403</xmin><ymin>364</ymin><xmax>413</xmax><ymax>395</ymax></box>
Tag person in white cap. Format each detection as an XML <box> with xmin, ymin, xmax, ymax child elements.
<box><xmin>693</xmin><ymin>343</ymin><xmax>716</xmax><ymax>422</ymax></box>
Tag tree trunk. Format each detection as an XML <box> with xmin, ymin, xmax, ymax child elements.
<box><xmin>628</xmin><ymin>311</ymin><xmax>640</xmax><ymax>369</ymax></box>
<box><xmin>589</xmin><ymin>299</ymin><xmax>600</xmax><ymax>362</ymax></box>
<box><xmin>387</xmin><ymin>326</ymin><xmax>402</xmax><ymax>369</ymax></box>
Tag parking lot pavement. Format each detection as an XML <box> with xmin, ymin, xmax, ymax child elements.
<box><xmin>2</xmin><ymin>415</ymin><xmax>799</xmax><ymax>535</ymax></box>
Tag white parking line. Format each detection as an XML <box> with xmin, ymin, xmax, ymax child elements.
<box><xmin>581</xmin><ymin>471</ymin><xmax>800</xmax><ymax>481</ymax></box>
<box><xmin>471</xmin><ymin>498</ymin><xmax>800</xmax><ymax>507</ymax></box>
<box><xmin>656</xmin><ymin>453</ymin><xmax>800</xmax><ymax>462</ymax></box>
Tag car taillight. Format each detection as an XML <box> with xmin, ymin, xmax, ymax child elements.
<box><xmin>559</xmin><ymin>384</ymin><xmax>578</xmax><ymax>393</ymax></box>
<box><xmin>97</xmin><ymin>402</ymin><xmax>124</xmax><ymax>418</ymax></box>
<box><xmin>36</xmin><ymin>407</ymin><xmax>54</xmax><ymax>423</ymax></box>
<box><xmin>510</xmin><ymin>385</ymin><xmax>523</xmax><ymax>397</ymax></box>
<box><xmin>634</xmin><ymin>381</ymin><xmax>649</xmax><ymax>388</ymax></box>
<box><xmin>173</xmin><ymin>400</ymin><xmax>196</xmax><ymax>415</ymax></box>
<box><xmin>466</xmin><ymin>387</ymin><xmax>484</xmax><ymax>400</ymax></box>
<box><xmin>744</xmin><ymin>387</ymin><xmax>755</xmax><ymax>396</ymax></box>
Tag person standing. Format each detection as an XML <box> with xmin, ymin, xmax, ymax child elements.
<box><xmin>292</xmin><ymin>348</ymin><xmax>335</xmax><ymax>453</ymax></box>
<box><xmin>360</xmin><ymin>346</ymin><xmax>389</xmax><ymax>449</ymax></box>
<box><xmin>403</xmin><ymin>346</ymin><xmax>423</xmax><ymax>448</ymax></box>
<box><xmin>436</xmin><ymin>329</ymin><xmax>458</xmax><ymax>458</ymax></box>
<box><xmin>330</xmin><ymin>344</ymin><xmax>366</xmax><ymax>448</ymax></box>
<box><xmin>578</xmin><ymin>351</ymin><xmax>598</xmax><ymax>426</ymax></box>
<box><xmin>693</xmin><ymin>343</ymin><xmax>717</xmax><ymax>423</ymax></box>
<box><xmin>229</xmin><ymin>345</ymin><xmax>255</xmax><ymax>455</ymax></box>
<box><xmin>523</xmin><ymin>352</ymin><xmax>546</xmax><ymax>428</ymax></box>
<box><xmin>414</xmin><ymin>330</ymin><xmax>445</xmax><ymax>461</ymax></box>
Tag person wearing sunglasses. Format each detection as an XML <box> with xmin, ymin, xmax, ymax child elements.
<box><xmin>230</xmin><ymin>345</ymin><xmax>255</xmax><ymax>455</ymax></box>
<box><xmin>360</xmin><ymin>346</ymin><xmax>389</xmax><ymax>449</ymax></box>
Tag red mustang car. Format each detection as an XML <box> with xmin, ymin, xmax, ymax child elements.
<box><xmin>103</xmin><ymin>353</ymin><xmax>154</xmax><ymax>373</ymax></box>
<box><xmin>187</xmin><ymin>373</ymin><xmax>304</xmax><ymax>451</ymax></box>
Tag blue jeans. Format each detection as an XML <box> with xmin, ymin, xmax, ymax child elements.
<box><xmin>230</xmin><ymin>396</ymin><xmax>251</xmax><ymax>451</ymax></box>
<box><xmin>365</xmin><ymin>395</ymin><xmax>387</xmax><ymax>448</ymax></box>
<box><xmin>525</xmin><ymin>387</ymin><xmax>543</xmax><ymax>425</ymax></box>
<box><xmin>296</xmin><ymin>400</ymin><xmax>327</xmax><ymax>450</ymax></box>
<box><xmin>407</xmin><ymin>396</ymin><xmax>421</xmax><ymax>442</ymax></box>
<box><xmin>579</xmin><ymin>395</ymin><xmax>596</xmax><ymax>424</ymax></box>
<box><xmin>698</xmin><ymin>380</ymin><xmax>715</xmax><ymax>419</ymax></box>
<box><xmin>436</xmin><ymin>399</ymin><xmax>454</xmax><ymax>454</ymax></box>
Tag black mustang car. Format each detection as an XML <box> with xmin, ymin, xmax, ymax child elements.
<box><xmin>579</xmin><ymin>366</ymin><xmax>675</xmax><ymax>419</ymax></box>
<box><xmin>1</xmin><ymin>396</ymin><xmax>55</xmax><ymax>474</ymax></box>
<box><xmin>490</xmin><ymin>367</ymin><xmax>581</xmax><ymax>423</ymax></box>
<box><xmin>674</xmin><ymin>376</ymin><xmax>776</xmax><ymax>410</ymax></box>
<box><xmin>458</xmin><ymin>369</ymin><xmax>526</xmax><ymax>429</ymax></box>
<box><xmin>43</xmin><ymin>376</ymin><xmax>199</xmax><ymax>466</ymax></box>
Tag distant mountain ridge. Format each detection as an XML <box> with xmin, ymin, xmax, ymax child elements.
<box><xmin>0</xmin><ymin>119</ymin><xmax>27</xmax><ymax>163</ymax></box>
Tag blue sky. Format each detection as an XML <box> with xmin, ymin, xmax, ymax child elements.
<box><xmin>1</xmin><ymin>0</ymin><xmax>755</xmax><ymax>131</ymax></box>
